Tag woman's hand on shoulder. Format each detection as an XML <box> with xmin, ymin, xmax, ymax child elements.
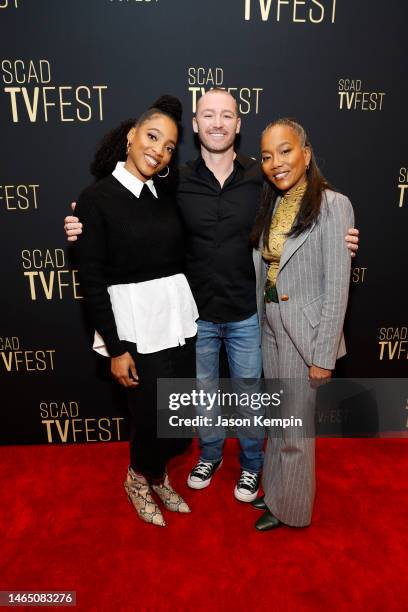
<box><xmin>111</xmin><ymin>352</ymin><xmax>139</xmax><ymax>388</ymax></box>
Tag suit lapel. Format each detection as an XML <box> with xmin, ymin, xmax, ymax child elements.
<box><xmin>257</xmin><ymin>190</ymin><xmax>316</xmax><ymax>280</ymax></box>
<box><xmin>254</xmin><ymin>240</ymin><xmax>267</xmax><ymax>288</ymax></box>
<box><xmin>278</xmin><ymin>222</ymin><xmax>316</xmax><ymax>276</ymax></box>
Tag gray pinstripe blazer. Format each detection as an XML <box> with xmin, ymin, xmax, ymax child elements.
<box><xmin>253</xmin><ymin>189</ymin><xmax>354</xmax><ymax>370</ymax></box>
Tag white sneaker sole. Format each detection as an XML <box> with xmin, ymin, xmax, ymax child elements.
<box><xmin>234</xmin><ymin>486</ymin><xmax>259</xmax><ymax>503</ymax></box>
<box><xmin>187</xmin><ymin>460</ymin><xmax>223</xmax><ymax>490</ymax></box>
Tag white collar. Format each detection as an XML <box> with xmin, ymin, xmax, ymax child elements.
<box><xmin>112</xmin><ymin>162</ymin><xmax>158</xmax><ymax>199</ymax></box>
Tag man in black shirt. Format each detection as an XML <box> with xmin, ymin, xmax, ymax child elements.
<box><xmin>177</xmin><ymin>90</ymin><xmax>264</xmax><ymax>501</ymax></box>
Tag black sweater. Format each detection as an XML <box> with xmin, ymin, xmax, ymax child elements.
<box><xmin>74</xmin><ymin>175</ymin><xmax>185</xmax><ymax>357</ymax></box>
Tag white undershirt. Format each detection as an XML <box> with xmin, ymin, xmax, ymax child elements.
<box><xmin>93</xmin><ymin>162</ymin><xmax>198</xmax><ymax>356</ymax></box>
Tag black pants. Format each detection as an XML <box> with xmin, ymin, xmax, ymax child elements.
<box><xmin>124</xmin><ymin>338</ymin><xmax>196</xmax><ymax>479</ymax></box>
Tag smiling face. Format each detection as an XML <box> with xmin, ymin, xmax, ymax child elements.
<box><xmin>261</xmin><ymin>124</ymin><xmax>311</xmax><ymax>193</ymax></box>
<box><xmin>125</xmin><ymin>113</ymin><xmax>177</xmax><ymax>181</ymax></box>
<box><xmin>193</xmin><ymin>90</ymin><xmax>241</xmax><ymax>154</ymax></box>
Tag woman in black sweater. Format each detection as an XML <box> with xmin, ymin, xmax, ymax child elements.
<box><xmin>75</xmin><ymin>96</ymin><xmax>198</xmax><ymax>527</ymax></box>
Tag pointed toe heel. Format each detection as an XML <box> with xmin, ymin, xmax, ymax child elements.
<box><xmin>124</xmin><ymin>467</ymin><xmax>166</xmax><ymax>527</ymax></box>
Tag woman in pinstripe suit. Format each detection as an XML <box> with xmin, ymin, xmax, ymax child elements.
<box><xmin>251</xmin><ymin>118</ymin><xmax>354</xmax><ymax>531</ymax></box>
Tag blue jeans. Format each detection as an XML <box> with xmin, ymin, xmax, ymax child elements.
<box><xmin>195</xmin><ymin>313</ymin><xmax>264</xmax><ymax>473</ymax></box>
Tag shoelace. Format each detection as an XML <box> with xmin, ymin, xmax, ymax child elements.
<box><xmin>192</xmin><ymin>462</ymin><xmax>214</xmax><ymax>478</ymax></box>
<box><xmin>238</xmin><ymin>471</ymin><xmax>258</xmax><ymax>488</ymax></box>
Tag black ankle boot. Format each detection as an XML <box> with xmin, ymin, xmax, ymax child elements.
<box><xmin>251</xmin><ymin>495</ymin><xmax>267</xmax><ymax>510</ymax></box>
<box><xmin>255</xmin><ymin>510</ymin><xmax>282</xmax><ymax>531</ymax></box>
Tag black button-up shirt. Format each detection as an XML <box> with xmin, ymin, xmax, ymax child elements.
<box><xmin>177</xmin><ymin>152</ymin><xmax>263</xmax><ymax>323</ymax></box>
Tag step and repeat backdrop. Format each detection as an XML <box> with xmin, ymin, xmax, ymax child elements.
<box><xmin>1</xmin><ymin>0</ymin><xmax>407</xmax><ymax>444</ymax></box>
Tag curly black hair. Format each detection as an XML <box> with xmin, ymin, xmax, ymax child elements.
<box><xmin>90</xmin><ymin>95</ymin><xmax>183</xmax><ymax>181</ymax></box>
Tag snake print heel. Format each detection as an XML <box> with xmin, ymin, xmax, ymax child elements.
<box><xmin>124</xmin><ymin>467</ymin><xmax>166</xmax><ymax>527</ymax></box>
<box><xmin>151</xmin><ymin>473</ymin><xmax>191</xmax><ymax>513</ymax></box>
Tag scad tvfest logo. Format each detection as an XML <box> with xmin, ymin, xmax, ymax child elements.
<box><xmin>378</xmin><ymin>327</ymin><xmax>408</xmax><ymax>361</ymax></box>
<box><xmin>338</xmin><ymin>79</ymin><xmax>385</xmax><ymax>111</ymax></box>
<box><xmin>21</xmin><ymin>248</ymin><xmax>82</xmax><ymax>301</ymax></box>
<box><xmin>187</xmin><ymin>67</ymin><xmax>263</xmax><ymax>114</ymax></box>
<box><xmin>244</xmin><ymin>0</ymin><xmax>337</xmax><ymax>23</ymax></box>
<box><xmin>398</xmin><ymin>168</ymin><xmax>408</xmax><ymax>208</ymax></box>
<box><xmin>0</xmin><ymin>336</ymin><xmax>56</xmax><ymax>372</ymax></box>
<box><xmin>40</xmin><ymin>401</ymin><xmax>125</xmax><ymax>443</ymax></box>
<box><xmin>0</xmin><ymin>183</ymin><xmax>39</xmax><ymax>212</ymax></box>
<box><xmin>1</xmin><ymin>59</ymin><xmax>107</xmax><ymax>123</ymax></box>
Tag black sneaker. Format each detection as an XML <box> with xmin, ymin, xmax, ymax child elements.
<box><xmin>234</xmin><ymin>470</ymin><xmax>260</xmax><ymax>502</ymax></box>
<box><xmin>187</xmin><ymin>459</ymin><xmax>223</xmax><ymax>490</ymax></box>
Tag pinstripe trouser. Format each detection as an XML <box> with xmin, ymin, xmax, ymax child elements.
<box><xmin>262</xmin><ymin>302</ymin><xmax>316</xmax><ymax>527</ymax></box>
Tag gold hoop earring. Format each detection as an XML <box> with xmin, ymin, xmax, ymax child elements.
<box><xmin>126</xmin><ymin>140</ymin><xmax>131</xmax><ymax>154</ymax></box>
<box><xmin>157</xmin><ymin>166</ymin><xmax>170</xmax><ymax>178</ymax></box>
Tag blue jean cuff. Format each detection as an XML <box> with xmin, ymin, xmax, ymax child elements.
<box><xmin>199</xmin><ymin>456</ymin><xmax>223</xmax><ymax>464</ymax></box>
<box><xmin>240</xmin><ymin>465</ymin><xmax>262</xmax><ymax>474</ymax></box>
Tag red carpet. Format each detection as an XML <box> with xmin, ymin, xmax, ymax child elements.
<box><xmin>1</xmin><ymin>439</ymin><xmax>407</xmax><ymax>611</ymax></box>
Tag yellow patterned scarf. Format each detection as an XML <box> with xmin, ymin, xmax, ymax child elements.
<box><xmin>262</xmin><ymin>181</ymin><xmax>307</xmax><ymax>285</ymax></box>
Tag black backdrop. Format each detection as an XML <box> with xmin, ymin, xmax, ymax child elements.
<box><xmin>1</xmin><ymin>0</ymin><xmax>407</xmax><ymax>444</ymax></box>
